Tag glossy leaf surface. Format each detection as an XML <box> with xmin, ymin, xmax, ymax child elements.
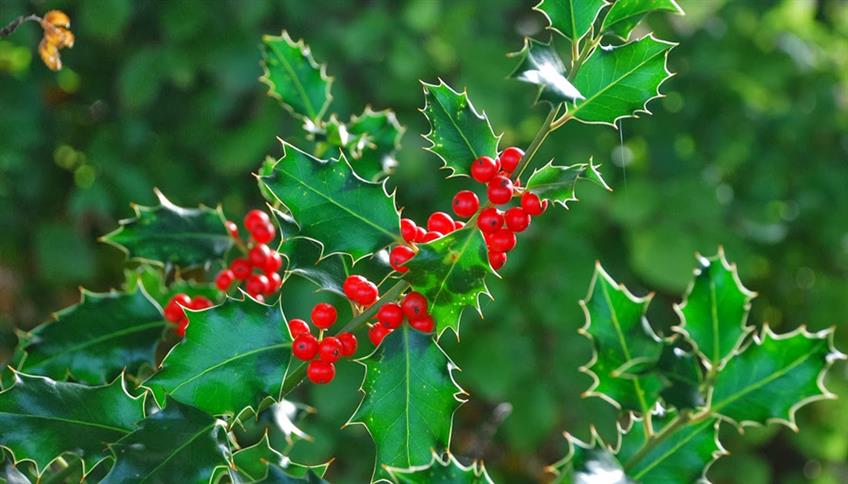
<box><xmin>261</xmin><ymin>32</ymin><xmax>332</xmax><ymax>121</ymax></box>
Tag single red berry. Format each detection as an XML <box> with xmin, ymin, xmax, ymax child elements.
<box><xmin>421</xmin><ymin>231</ymin><xmax>443</xmax><ymax>243</ymax></box>
<box><xmin>400</xmin><ymin>218</ymin><xmax>417</xmax><ymax>243</ymax></box>
<box><xmin>354</xmin><ymin>281</ymin><xmax>379</xmax><ymax>306</ymax></box>
<box><xmin>521</xmin><ymin>192</ymin><xmax>546</xmax><ymax>216</ymax></box>
<box><xmin>409</xmin><ymin>315</ymin><xmax>435</xmax><ymax>333</ymax></box>
<box><xmin>215</xmin><ymin>270</ymin><xmax>235</xmax><ymax>291</ymax></box>
<box><xmin>390</xmin><ymin>245</ymin><xmax>415</xmax><ymax>273</ymax></box>
<box><xmin>164</xmin><ymin>294</ymin><xmax>191</xmax><ymax>323</ymax></box>
<box><xmin>230</xmin><ymin>258</ymin><xmax>252</xmax><ymax>280</ymax></box>
<box><xmin>244</xmin><ymin>210</ymin><xmax>270</xmax><ymax>232</ymax></box>
<box><xmin>263</xmin><ymin>251</ymin><xmax>283</xmax><ymax>274</ymax></box>
<box><xmin>454</xmin><ymin>220</ymin><xmax>465</xmax><ymax>230</ymax></box>
<box><xmin>338</xmin><ymin>332</ymin><xmax>358</xmax><ymax>357</ymax></box>
<box><xmin>176</xmin><ymin>320</ymin><xmax>189</xmax><ymax>338</ymax></box>
<box><xmin>265</xmin><ymin>272</ymin><xmax>282</xmax><ymax>294</ymax></box>
<box><xmin>401</xmin><ymin>292</ymin><xmax>428</xmax><ymax>320</ymax></box>
<box><xmin>319</xmin><ymin>336</ymin><xmax>343</xmax><ymax>363</ymax></box>
<box><xmin>248</xmin><ymin>244</ymin><xmax>271</xmax><ymax>268</ymax></box>
<box><xmin>488</xmin><ymin>229</ymin><xmax>517</xmax><ymax>253</ymax></box>
<box><xmin>487</xmin><ymin>176</ymin><xmax>514</xmax><ymax>205</ymax></box>
<box><xmin>225</xmin><ymin>220</ymin><xmax>239</xmax><ymax>239</ymax></box>
<box><xmin>189</xmin><ymin>296</ymin><xmax>213</xmax><ymax>310</ymax></box>
<box><xmin>251</xmin><ymin>222</ymin><xmax>276</xmax><ymax>244</ymax></box>
<box><xmin>504</xmin><ymin>207</ymin><xmax>531</xmax><ymax>232</ymax></box>
<box><xmin>311</xmin><ymin>303</ymin><xmax>337</xmax><ymax>329</ymax></box>
<box><xmin>451</xmin><ymin>190</ymin><xmax>480</xmax><ymax>218</ymax></box>
<box><xmin>414</xmin><ymin>226</ymin><xmax>427</xmax><ymax>243</ymax></box>
<box><xmin>471</xmin><ymin>156</ymin><xmax>500</xmax><ymax>184</ymax></box>
<box><xmin>343</xmin><ymin>275</ymin><xmax>367</xmax><ymax>300</ymax></box>
<box><xmin>489</xmin><ymin>251</ymin><xmax>507</xmax><ymax>270</ymax></box>
<box><xmin>293</xmin><ymin>334</ymin><xmax>319</xmax><ymax>361</ymax></box>
<box><xmin>499</xmin><ymin>147</ymin><xmax>524</xmax><ymax>174</ymax></box>
<box><xmin>254</xmin><ymin>294</ymin><xmax>265</xmax><ymax>303</ymax></box>
<box><xmin>427</xmin><ymin>212</ymin><xmax>455</xmax><ymax>234</ymax></box>
<box><xmin>477</xmin><ymin>208</ymin><xmax>504</xmax><ymax>234</ymax></box>
<box><xmin>377</xmin><ymin>303</ymin><xmax>404</xmax><ymax>329</ymax></box>
<box><xmin>307</xmin><ymin>360</ymin><xmax>335</xmax><ymax>384</ymax></box>
<box><xmin>369</xmin><ymin>322</ymin><xmax>391</xmax><ymax>347</ymax></box>
<box><xmin>288</xmin><ymin>318</ymin><xmax>311</xmax><ymax>338</ymax></box>
<box><xmin>246</xmin><ymin>274</ymin><xmax>270</xmax><ymax>297</ymax></box>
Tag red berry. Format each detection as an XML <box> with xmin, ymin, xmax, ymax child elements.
<box><xmin>244</xmin><ymin>210</ymin><xmax>270</xmax><ymax>232</ymax></box>
<box><xmin>414</xmin><ymin>226</ymin><xmax>427</xmax><ymax>243</ymax></box>
<box><xmin>225</xmin><ymin>220</ymin><xmax>239</xmax><ymax>239</ymax></box>
<box><xmin>176</xmin><ymin>319</ymin><xmax>189</xmax><ymax>338</ymax></box>
<box><xmin>400</xmin><ymin>218</ymin><xmax>417</xmax><ymax>243</ymax></box>
<box><xmin>390</xmin><ymin>245</ymin><xmax>415</xmax><ymax>273</ymax></box>
<box><xmin>215</xmin><ymin>270</ymin><xmax>235</xmax><ymax>291</ymax></box>
<box><xmin>311</xmin><ymin>303</ymin><xmax>337</xmax><ymax>329</ymax></box>
<box><xmin>319</xmin><ymin>336</ymin><xmax>343</xmax><ymax>363</ymax></box>
<box><xmin>353</xmin><ymin>281</ymin><xmax>379</xmax><ymax>306</ymax></box>
<box><xmin>265</xmin><ymin>272</ymin><xmax>282</xmax><ymax>294</ymax></box>
<box><xmin>246</xmin><ymin>274</ymin><xmax>270</xmax><ymax>297</ymax></box>
<box><xmin>409</xmin><ymin>315</ymin><xmax>435</xmax><ymax>333</ymax></box>
<box><xmin>421</xmin><ymin>231</ymin><xmax>443</xmax><ymax>243</ymax></box>
<box><xmin>488</xmin><ymin>229</ymin><xmax>517</xmax><ymax>253</ymax></box>
<box><xmin>369</xmin><ymin>323</ymin><xmax>390</xmax><ymax>347</ymax></box>
<box><xmin>487</xmin><ymin>176</ymin><xmax>514</xmax><ymax>205</ymax></box>
<box><xmin>454</xmin><ymin>220</ymin><xmax>465</xmax><ymax>230</ymax></box>
<box><xmin>307</xmin><ymin>360</ymin><xmax>335</xmax><ymax>384</ymax></box>
<box><xmin>377</xmin><ymin>303</ymin><xmax>404</xmax><ymax>329</ymax></box>
<box><xmin>427</xmin><ymin>212</ymin><xmax>455</xmax><ymax>234</ymax></box>
<box><xmin>288</xmin><ymin>318</ymin><xmax>311</xmax><ymax>338</ymax></box>
<box><xmin>401</xmin><ymin>292</ymin><xmax>428</xmax><ymax>320</ymax></box>
<box><xmin>230</xmin><ymin>258</ymin><xmax>252</xmax><ymax>280</ymax></box>
<box><xmin>471</xmin><ymin>156</ymin><xmax>500</xmax><ymax>184</ymax></box>
<box><xmin>338</xmin><ymin>332</ymin><xmax>358</xmax><ymax>357</ymax></box>
<box><xmin>189</xmin><ymin>296</ymin><xmax>213</xmax><ymax>310</ymax></box>
<box><xmin>248</xmin><ymin>244</ymin><xmax>271</xmax><ymax>268</ymax></box>
<box><xmin>504</xmin><ymin>207</ymin><xmax>531</xmax><ymax>232</ymax></box>
<box><xmin>343</xmin><ymin>275</ymin><xmax>367</xmax><ymax>300</ymax></box>
<box><xmin>293</xmin><ymin>334</ymin><xmax>319</xmax><ymax>361</ymax></box>
<box><xmin>489</xmin><ymin>251</ymin><xmax>507</xmax><ymax>270</ymax></box>
<box><xmin>452</xmin><ymin>190</ymin><xmax>480</xmax><ymax>218</ymax></box>
<box><xmin>477</xmin><ymin>208</ymin><xmax>504</xmax><ymax>234</ymax></box>
<box><xmin>499</xmin><ymin>147</ymin><xmax>524</xmax><ymax>174</ymax></box>
<box><xmin>521</xmin><ymin>192</ymin><xmax>546</xmax><ymax>216</ymax></box>
<box><xmin>263</xmin><ymin>251</ymin><xmax>283</xmax><ymax>274</ymax></box>
<box><xmin>251</xmin><ymin>222</ymin><xmax>276</xmax><ymax>244</ymax></box>
<box><xmin>164</xmin><ymin>294</ymin><xmax>191</xmax><ymax>323</ymax></box>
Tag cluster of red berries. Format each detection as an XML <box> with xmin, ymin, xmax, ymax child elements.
<box><xmin>368</xmin><ymin>291</ymin><xmax>433</xmax><ymax>346</ymax></box>
<box><xmin>215</xmin><ymin>209</ymin><xmax>283</xmax><ymax>301</ymax></box>
<box><xmin>290</xmin><ymin>303</ymin><xmax>357</xmax><ymax>384</ymax></box>
<box><xmin>163</xmin><ymin>294</ymin><xmax>213</xmax><ymax>337</ymax></box>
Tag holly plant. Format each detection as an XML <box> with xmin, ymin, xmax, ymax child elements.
<box><xmin>0</xmin><ymin>2</ymin><xmax>841</xmax><ymax>483</ymax></box>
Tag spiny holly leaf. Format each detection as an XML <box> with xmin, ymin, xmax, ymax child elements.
<box><xmin>570</xmin><ymin>35</ymin><xmax>675</xmax><ymax>126</ymax></box>
<box><xmin>123</xmin><ymin>265</ymin><xmax>220</xmax><ymax>308</ymax></box>
<box><xmin>346</xmin><ymin>107</ymin><xmax>405</xmax><ymax>181</ymax></box>
<box><xmin>261</xmin><ymin>142</ymin><xmax>400</xmax><ymax>262</ymax></box>
<box><xmin>1</xmin><ymin>449</ymin><xmax>30</xmax><ymax>484</ymax></box>
<box><xmin>710</xmin><ymin>326</ymin><xmax>844</xmax><ymax>429</ymax></box>
<box><xmin>100</xmin><ymin>189</ymin><xmax>232</xmax><ymax>268</ymax></box>
<box><xmin>657</xmin><ymin>340</ymin><xmax>705</xmax><ymax>410</ymax></box>
<box><xmin>534</xmin><ymin>0</ymin><xmax>607</xmax><ymax>41</ymax></box>
<box><xmin>228</xmin><ymin>434</ymin><xmax>329</xmax><ymax>483</ymax></box>
<box><xmin>0</xmin><ymin>373</ymin><xmax>144</xmax><ymax>476</ymax></box>
<box><xmin>525</xmin><ymin>160</ymin><xmax>611</xmax><ymax>208</ymax></box>
<box><xmin>421</xmin><ymin>80</ymin><xmax>500</xmax><ymax>178</ymax></box>
<box><xmin>102</xmin><ymin>399</ymin><xmax>230</xmax><ymax>484</ymax></box>
<box><xmin>601</xmin><ymin>0</ymin><xmax>684</xmax><ymax>40</ymax></box>
<box><xmin>18</xmin><ymin>287</ymin><xmax>165</xmax><ymax>384</ymax></box>
<box><xmin>347</xmin><ymin>326</ymin><xmax>466</xmax><ymax>482</ymax></box>
<box><xmin>672</xmin><ymin>250</ymin><xmax>756</xmax><ymax>369</ymax></box>
<box><xmin>579</xmin><ymin>263</ymin><xmax>664</xmax><ymax>413</ymax></box>
<box><xmin>509</xmin><ymin>39</ymin><xmax>584</xmax><ymax>105</ymax></box>
<box><xmin>261</xmin><ymin>31</ymin><xmax>333</xmax><ymax>121</ymax></box>
<box><xmin>617</xmin><ymin>413</ymin><xmax>723</xmax><ymax>483</ymax></box>
<box><xmin>256</xmin><ymin>465</ymin><xmax>328</xmax><ymax>483</ymax></box>
<box><xmin>548</xmin><ymin>432</ymin><xmax>632</xmax><ymax>484</ymax></box>
<box><xmin>144</xmin><ymin>298</ymin><xmax>291</xmax><ymax>416</ymax></box>
<box><xmin>387</xmin><ymin>452</ymin><xmax>493</xmax><ymax>484</ymax></box>
<box><xmin>403</xmin><ymin>228</ymin><xmax>493</xmax><ymax>337</ymax></box>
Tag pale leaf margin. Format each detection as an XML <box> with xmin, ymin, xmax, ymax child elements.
<box><xmin>385</xmin><ymin>450</ymin><xmax>492</xmax><ymax>484</ymax></box>
<box><xmin>532</xmin><ymin>0</ymin><xmax>611</xmax><ymax>42</ymax></box>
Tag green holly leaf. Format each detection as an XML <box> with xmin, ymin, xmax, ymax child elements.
<box><xmin>229</xmin><ymin>434</ymin><xmax>329</xmax><ymax>483</ymax></box>
<box><xmin>102</xmin><ymin>399</ymin><xmax>230</xmax><ymax>484</ymax></box>
<box><xmin>548</xmin><ymin>432</ymin><xmax>632</xmax><ymax>484</ymax></box>
<box><xmin>710</xmin><ymin>326</ymin><xmax>844</xmax><ymax>429</ymax></box>
<box><xmin>144</xmin><ymin>298</ymin><xmax>291</xmax><ymax>416</ymax></box>
<box><xmin>261</xmin><ymin>142</ymin><xmax>400</xmax><ymax>262</ymax></box>
<box><xmin>657</xmin><ymin>340</ymin><xmax>705</xmax><ymax>410</ymax></box>
<box><xmin>570</xmin><ymin>35</ymin><xmax>675</xmax><ymax>126</ymax></box>
<box><xmin>601</xmin><ymin>0</ymin><xmax>684</xmax><ymax>41</ymax></box>
<box><xmin>617</xmin><ymin>412</ymin><xmax>723</xmax><ymax>483</ymax></box>
<box><xmin>346</xmin><ymin>107</ymin><xmax>405</xmax><ymax>181</ymax></box>
<box><xmin>1</xmin><ymin>449</ymin><xmax>30</xmax><ymax>484</ymax></box>
<box><xmin>403</xmin><ymin>228</ymin><xmax>493</xmax><ymax>337</ymax></box>
<box><xmin>123</xmin><ymin>265</ymin><xmax>220</xmax><ymax>308</ymax></box>
<box><xmin>534</xmin><ymin>0</ymin><xmax>608</xmax><ymax>41</ymax></box>
<box><xmin>256</xmin><ymin>466</ymin><xmax>328</xmax><ymax>484</ymax></box>
<box><xmin>261</xmin><ymin>31</ymin><xmax>333</xmax><ymax>121</ymax></box>
<box><xmin>347</xmin><ymin>326</ymin><xmax>466</xmax><ymax>482</ymax></box>
<box><xmin>525</xmin><ymin>159</ymin><xmax>611</xmax><ymax>208</ymax></box>
<box><xmin>0</xmin><ymin>373</ymin><xmax>144</xmax><ymax>476</ymax></box>
<box><xmin>672</xmin><ymin>250</ymin><xmax>756</xmax><ymax>369</ymax></box>
<box><xmin>579</xmin><ymin>264</ymin><xmax>664</xmax><ymax>413</ymax></box>
<box><xmin>387</xmin><ymin>452</ymin><xmax>493</xmax><ymax>484</ymax></box>
<box><xmin>421</xmin><ymin>80</ymin><xmax>500</xmax><ymax>178</ymax></box>
<box><xmin>509</xmin><ymin>39</ymin><xmax>584</xmax><ymax>105</ymax></box>
<box><xmin>101</xmin><ymin>189</ymin><xmax>232</xmax><ymax>268</ymax></box>
<box><xmin>18</xmin><ymin>287</ymin><xmax>165</xmax><ymax>384</ymax></box>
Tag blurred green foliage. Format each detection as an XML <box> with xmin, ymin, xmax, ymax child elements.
<box><xmin>1</xmin><ymin>0</ymin><xmax>847</xmax><ymax>482</ymax></box>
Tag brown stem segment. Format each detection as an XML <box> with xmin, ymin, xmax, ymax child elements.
<box><xmin>0</xmin><ymin>15</ymin><xmax>40</xmax><ymax>38</ymax></box>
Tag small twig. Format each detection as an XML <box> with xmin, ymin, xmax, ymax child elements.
<box><xmin>513</xmin><ymin>104</ymin><xmax>561</xmax><ymax>181</ymax></box>
<box><xmin>0</xmin><ymin>14</ymin><xmax>41</xmax><ymax>38</ymax></box>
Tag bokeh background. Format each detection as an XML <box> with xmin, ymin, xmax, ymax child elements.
<box><xmin>2</xmin><ymin>0</ymin><xmax>847</xmax><ymax>482</ymax></box>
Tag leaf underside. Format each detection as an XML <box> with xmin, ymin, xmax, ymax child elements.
<box><xmin>261</xmin><ymin>31</ymin><xmax>332</xmax><ymax>121</ymax></box>
<box><xmin>509</xmin><ymin>39</ymin><xmax>584</xmax><ymax>105</ymax></box>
